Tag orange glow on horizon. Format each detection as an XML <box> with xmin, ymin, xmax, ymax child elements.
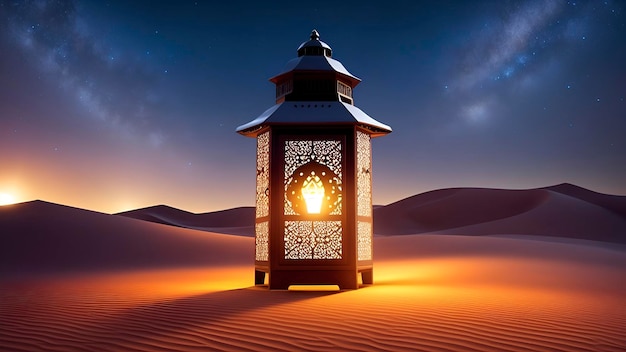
<box><xmin>0</xmin><ymin>159</ymin><xmax>255</xmax><ymax>214</ymax></box>
<box><xmin>0</xmin><ymin>192</ymin><xmax>17</xmax><ymax>206</ymax></box>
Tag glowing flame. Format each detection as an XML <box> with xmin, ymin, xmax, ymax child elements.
<box><xmin>301</xmin><ymin>174</ymin><xmax>324</xmax><ymax>214</ymax></box>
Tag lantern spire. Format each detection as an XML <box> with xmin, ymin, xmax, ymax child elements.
<box><xmin>310</xmin><ymin>29</ymin><xmax>320</xmax><ymax>40</ymax></box>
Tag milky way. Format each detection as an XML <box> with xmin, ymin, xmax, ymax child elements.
<box><xmin>1</xmin><ymin>0</ymin><xmax>624</xmax><ymax>212</ymax></box>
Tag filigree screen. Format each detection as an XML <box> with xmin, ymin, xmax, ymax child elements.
<box><xmin>255</xmin><ymin>132</ymin><xmax>270</xmax><ymax>262</ymax></box>
<box><xmin>283</xmin><ymin>138</ymin><xmax>343</xmax><ymax>260</ymax></box>
<box><xmin>357</xmin><ymin>131</ymin><xmax>372</xmax><ymax>217</ymax></box>
<box><xmin>255</xmin><ymin>131</ymin><xmax>270</xmax><ymax>219</ymax></box>
<box><xmin>357</xmin><ymin>221</ymin><xmax>372</xmax><ymax>261</ymax></box>
<box><xmin>255</xmin><ymin>221</ymin><xmax>269</xmax><ymax>261</ymax></box>
<box><xmin>284</xmin><ymin>140</ymin><xmax>342</xmax><ymax>215</ymax></box>
<box><xmin>357</xmin><ymin>131</ymin><xmax>373</xmax><ymax>261</ymax></box>
<box><xmin>284</xmin><ymin>221</ymin><xmax>342</xmax><ymax>259</ymax></box>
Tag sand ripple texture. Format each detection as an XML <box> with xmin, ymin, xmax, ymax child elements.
<box><xmin>2</xmin><ymin>237</ymin><xmax>625</xmax><ymax>352</ymax></box>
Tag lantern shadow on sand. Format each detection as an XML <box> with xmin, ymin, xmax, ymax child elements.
<box><xmin>237</xmin><ymin>30</ymin><xmax>391</xmax><ymax>289</ymax></box>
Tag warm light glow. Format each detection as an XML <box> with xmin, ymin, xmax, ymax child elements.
<box><xmin>301</xmin><ymin>174</ymin><xmax>324</xmax><ymax>214</ymax></box>
<box><xmin>0</xmin><ymin>193</ymin><xmax>16</xmax><ymax>206</ymax></box>
<box><xmin>288</xmin><ymin>284</ymin><xmax>340</xmax><ymax>291</ymax></box>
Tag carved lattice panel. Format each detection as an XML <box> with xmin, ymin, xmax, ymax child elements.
<box><xmin>255</xmin><ymin>221</ymin><xmax>269</xmax><ymax>261</ymax></box>
<box><xmin>284</xmin><ymin>221</ymin><xmax>342</xmax><ymax>259</ymax></box>
<box><xmin>357</xmin><ymin>221</ymin><xmax>372</xmax><ymax>261</ymax></box>
<box><xmin>255</xmin><ymin>132</ymin><xmax>270</xmax><ymax>219</ymax></box>
<box><xmin>357</xmin><ymin>131</ymin><xmax>372</xmax><ymax>217</ymax></box>
<box><xmin>284</xmin><ymin>139</ymin><xmax>342</xmax><ymax>216</ymax></box>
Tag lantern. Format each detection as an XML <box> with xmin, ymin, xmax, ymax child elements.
<box><xmin>237</xmin><ymin>30</ymin><xmax>391</xmax><ymax>289</ymax></box>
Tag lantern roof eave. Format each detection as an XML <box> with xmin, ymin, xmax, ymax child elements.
<box><xmin>297</xmin><ymin>38</ymin><xmax>332</xmax><ymax>51</ymax></box>
<box><xmin>269</xmin><ymin>56</ymin><xmax>361</xmax><ymax>84</ymax></box>
<box><xmin>236</xmin><ymin>101</ymin><xmax>392</xmax><ymax>136</ymax></box>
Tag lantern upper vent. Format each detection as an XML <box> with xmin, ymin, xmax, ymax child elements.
<box><xmin>297</xmin><ymin>29</ymin><xmax>332</xmax><ymax>57</ymax></box>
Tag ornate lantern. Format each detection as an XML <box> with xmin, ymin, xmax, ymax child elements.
<box><xmin>237</xmin><ymin>30</ymin><xmax>391</xmax><ymax>289</ymax></box>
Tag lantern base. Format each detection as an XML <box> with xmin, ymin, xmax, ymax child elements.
<box><xmin>255</xmin><ymin>268</ymin><xmax>373</xmax><ymax>290</ymax></box>
<box><xmin>271</xmin><ymin>269</ymin><xmax>358</xmax><ymax>290</ymax></box>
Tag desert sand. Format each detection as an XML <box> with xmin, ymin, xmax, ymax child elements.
<box><xmin>1</xmin><ymin>186</ymin><xmax>625</xmax><ymax>351</ymax></box>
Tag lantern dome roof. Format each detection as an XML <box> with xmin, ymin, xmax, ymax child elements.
<box><xmin>297</xmin><ymin>29</ymin><xmax>332</xmax><ymax>57</ymax></box>
<box><xmin>270</xmin><ymin>30</ymin><xmax>360</xmax><ymax>85</ymax></box>
<box><xmin>237</xmin><ymin>30</ymin><xmax>392</xmax><ymax>137</ymax></box>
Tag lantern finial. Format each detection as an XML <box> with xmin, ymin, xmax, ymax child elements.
<box><xmin>310</xmin><ymin>29</ymin><xmax>320</xmax><ymax>40</ymax></box>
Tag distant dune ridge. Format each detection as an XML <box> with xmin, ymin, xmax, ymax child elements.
<box><xmin>116</xmin><ymin>183</ymin><xmax>626</xmax><ymax>243</ymax></box>
<box><xmin>116</xmin><ymin>205</ymin><xmax>255</xmax><ymax>236</ymax></box>
<box><xmin>1</xmin><ymin>184</ymin><xmax>625</xmax><ymax>351</ymax></box>
<box><xmin>0</xmin><ymin>200</ymin><xmax>251</xmax><ymax>276</ymax></box>
<box><xmin>374</xmin><ymin>183</ymin><xmax>626</xmax><ymax>242</ymax></box>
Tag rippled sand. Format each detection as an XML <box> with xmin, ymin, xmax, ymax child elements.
<box><xmin>2</xmin><ymin>235</ymin><xmax>624</xmax><ymax>351</ymax></box>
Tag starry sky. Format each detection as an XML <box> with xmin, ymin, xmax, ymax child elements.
<box><xmin>1</xmin><ymin>0</ymin><xmax>625</xmax><ymax>213</ymax></box>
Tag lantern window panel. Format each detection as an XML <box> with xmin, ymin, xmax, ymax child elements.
<box><xmin>284</xmin><ymin>220</ymin><xmax>342</xmax><ymax>260</ymax></box>
<box><xmin>284</xmin><ymin>139</ymin><xmax>342</xmax><ymax>216</ymax></box>
<box><xmin>357</xmin><ymin>221</ymin><xmax>372</xmax><ymax>261</ymax></box>
<box><xmin>357</xmin><ymin>131</ymin><xmax>372</xmax><ymax>217</ymax></box>
<box><xmin>255</xmin><ymin>131</ymin><xmax>270</xmax><ymax>219</ymax></box>
<box><xmin>255</xmin><ymin>221</ymin><xmax>269</xmax><ymax>261</ymax></box>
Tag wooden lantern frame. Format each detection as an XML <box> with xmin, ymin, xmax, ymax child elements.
<box><xmin>237</xmin><ymin>31</ymin><xmax>390</xmax><ymax>289</ymax></box>
<box><xmin>251</xmin><ymin>125</ymin><xmax>375</xmax><ymax>289</ymax></box>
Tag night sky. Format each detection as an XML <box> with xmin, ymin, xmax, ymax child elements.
<box><xmin>1</xmin><ymin>0</ymin><xmax>624</xmax><ymax>213</ymax></box>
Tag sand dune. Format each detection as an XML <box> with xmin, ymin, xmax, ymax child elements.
<box><xmin>374</xmin><ymin>187</ymin><xmax>548</xmax><ymax>235</ymax></box>
<box><xmin>1</xmin><ymin>189</ymin><xmax>625</xmax><ymax>351</ymax></box>
<box><xmin>1</xmin><ymin>235</ymin><xmax>624</xmax><ymax>351</ymax></box>
<box><xmin>0</xmin><ymin>200</ymin><xmax>251</xmax><ymax>277</ymax></box>
<box><xmin>432</xmin><ymin>191</ymin><xmax>626</xmax><ymax>242</ymax></box>
<box><xmin>116</xmin><ymin>184</ymin><xmax>626</xmax><ymax>243</ymax></box>
<box><xmin>546</xmin><ymin>183</ymin><xmax>626</xmax><ymax>216</ymax></box>
<box><xmin>117</xmin><ymin>205</ymin><xmax>255</xmax><ymax>236</ymax></box>
<box><xmin>374</xmin><ymin>184</ymin><xmax>626</xmax><ymax>243</ymax></box>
